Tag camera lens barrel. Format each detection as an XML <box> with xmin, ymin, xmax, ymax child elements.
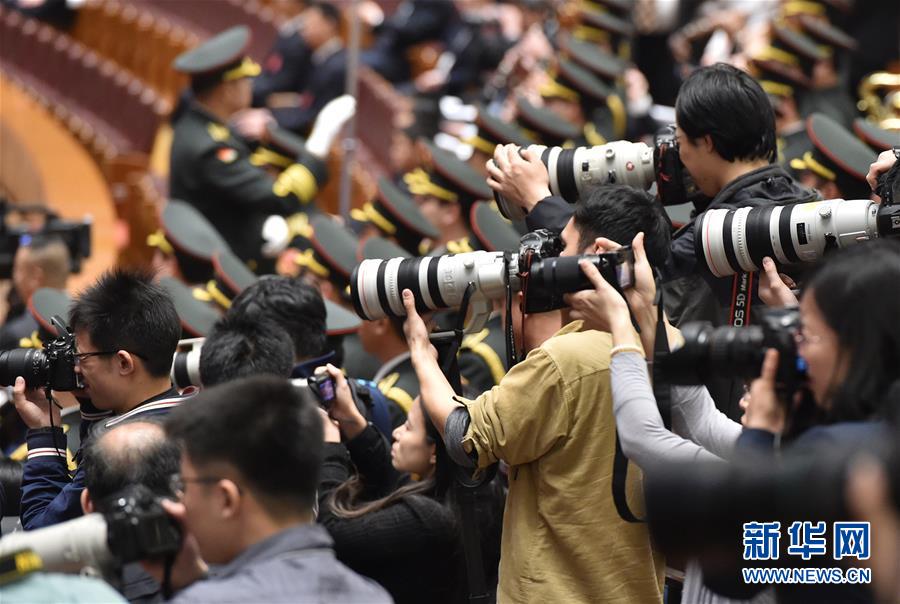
<box><xmin>536</xmin><ymin>142</ymin><xmax>655</xmax><ymax>203</ymax></box>
<box><xmin>697</xmin><ymin>198</ymin><xmax>879</xmax><ymax>277</ymax></box>
<box><xmin>0</xmin><ymin>348</ymin><xmax>49</xmax><ymax>388</ymax></box>
<box><xmin>351</xmin><ymin>251</ymin><xmax>509</xmax><ymax>321</ymax></box>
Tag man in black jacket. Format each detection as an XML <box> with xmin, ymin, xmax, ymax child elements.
<box><xmin>488</xmin><ymin>63</ymin><xmax>818</xmax><ymax>419</ymax></box>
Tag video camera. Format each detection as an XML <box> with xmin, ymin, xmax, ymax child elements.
<box><xmin>493</xmin><ymin>126</ymin><xmax>706</xmax><ymax>221</ymax></box>
<box><xmin>351</xmin><ymin>229</ymin><xmax>633</xmax><ymax>332</ymax></box>
<box><xmin>658</xmin><ymin>307</ymin><xmax>808</xmax><ymax>395</ymax></box>
<box><xmin>0</xmin><ymin>199</ymin><xmax>92</xmax><ymax>279</ymax></box>
<box><xmin>696</xmin><ymin>158</ymin><xmax>900</xmax><ymax>277</ymax></box>
<box><xmin>0</xmin><ymin>485</ymin><xmax>181</xmax><ymax>577</ymax></box>
<box><xmin>0</xmin><ymin>316</ymin><xmax>81</xmax><ymax>391</ymax></box>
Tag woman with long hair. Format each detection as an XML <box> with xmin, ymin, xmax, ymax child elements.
<box><xmin>314</xmin><ymin>364</ymin><xmax>504</xmax><ymax>604</ymax></box>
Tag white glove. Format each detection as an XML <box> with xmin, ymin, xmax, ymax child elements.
<box><xmin>261</xmin><ymin>215</ymin><xmax>290</xmax><ymax>258</ymax></box>
<box><xmin>305</xmin><ymin>95</ymin><xmax>357</xmax><ymax>160</ymax></box>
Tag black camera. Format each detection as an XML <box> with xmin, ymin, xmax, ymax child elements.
<box><xmin>658</xmin><ymin>307</ymin><xmax>807</xmax><ymax>393</ymax></box>
<box><xmin>653</xmin><ymin>125</ymin><xmax>708</xmax><ymax>208</ymax></box>
<box><xmin>307</xmin><ymin>372</ymin><xmax>337</xmax><ymax>410</ymax></box>
<box><xmin>103</xmin><ymin>484</ymin><xmax>182</xmax><ymax>563</ymax></box>
<box><xmin>0</xmin><ymin>315</ymin><xmax>80</xmax><ymax>390</ymax></box>
<box><xmin>0</xmin><ymin>200</ymin><xmax>92</xmax><ymax>279</ymax></box>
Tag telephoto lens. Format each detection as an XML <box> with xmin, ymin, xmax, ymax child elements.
<box><xmin>350</xmin><ymin>251</ymin><xmax>513</xmax><ymax>322</ymax></box>
<box><xmin>170</xmin><ymin>338</ymin><xmax>203</xmax><ymax>389</ymax></box>
<box><xmin>697</xmin><ymin>198</ymin><xmax>900</xmax><ymax>277</ymax></box>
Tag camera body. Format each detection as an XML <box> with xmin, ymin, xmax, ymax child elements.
<box><xmin>494</xmin><ymin>128</ymin><xmax>707</xmax><ymax>221</ymax></box>
<box><xmin>0</xmin><ymin>316</ymin><xmax>80</xmax><ymax>390</ymax></box>
<box><xmin>658</xmin><ymin>307</ymin><xmax>807</xmax><ymax>392</ymax></box>
<box><xmin>351</xmin><ymin>230</ymin><xmax>634</xmax><ymax>332</ymax></box>
<box><xmin>307</xmin><ymin>372</ymin><xmax>337</xmax><ymax>410</ymax></box>
<box><xmin>0</xmin><ymin>200</ymin><xmax>92</xmax><ymax>279</ymax></box>
<box><xmin>103</xmin><ymin>484</ymin><xmax>182</xmax><ymax>563</ymax></box>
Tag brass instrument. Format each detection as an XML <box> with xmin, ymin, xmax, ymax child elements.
<box><xmin>857</xmin><ymin>72</ymin><xmax>900</xmax><ymax>131</ymax></box>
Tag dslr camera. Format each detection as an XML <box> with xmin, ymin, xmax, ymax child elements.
<box><xmin>0</xmin><ymin>200</ymin><xmax>92</xmax><ymax>279</ymax></box>
<box><xmin>0</xmin><ymin>485</ymin><xmax>181</xmax><ymax>577</ymax></box>
<box><xmin>658</xmin><ymin>307</ymin><xmax>808</xmax><ymax>394</ymax></box>
<box><xmin>0</xmin><ymin>315</ymin><xmax>80</xmax><ymax>390</ymax></box>
<box><xmin>351</xmin><ymin>229</ymin><xmax>634</xmax><ymax>332</ymax></box>
<box><xmin>494</xmin><ymin>126</ymin><xmax>706</xmax><ymax>220</ymax></box>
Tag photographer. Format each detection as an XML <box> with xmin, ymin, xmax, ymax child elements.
<box><xmin>575</xmin><ymin>241</ymin><xmax>900</xmax><ymax>602</ymax></box>
<box><xmin>489</xmin><ymin>63</ymin><xmax>819</xmax><ymax>420</ymax></box>
<box><xmin>404</xmin><ymin>184</ymin><xmax>671</xmax><ymax>603</ymax></box>
<box><xmin>315</xmin><ymin>364</ymin><xmax>504</xmax><ymax>603</ymax></box>
<box><xmin>150</xmin><ymin>376</ymin><xmax>390</xmax><ymax>602</ymax></box>
<box><xmin>15</xmin><ymin>269</ymin><xmax>188</xmax><ymax>530</ymax></box>
<box><xmin>79</xmin><ymin>419</ymin><xmax>180</xmax><ymax>603</ymax></box>
<box><xmin>198</xmin><ymin>315</ymin><xmax>294</xmax><ymax>386</ymax></box>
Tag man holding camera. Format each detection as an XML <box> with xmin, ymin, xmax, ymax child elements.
<box><xmin>491</xmin><ymin>63</ymin><xmax>818</xmax><ymax>419</ymax></box>
<box><xmin>404</xmin><ymin>184</ymin><xmax>671</xmax><ymax>603</ymax></box>
<box><xmin>15</xmin><ymin>269</ymin><xmax>188</xmax><ymax>530</ymax></box>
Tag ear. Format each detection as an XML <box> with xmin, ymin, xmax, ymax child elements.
<box><xmin>218</xmin><ymin>479</ymin><xmax>242</xmax><ymax>520</ymax></box>
<box><xmin>116</xmin><ymin>350</ymin><xmax>137</xmax><ymax>376</ymax></box>
<box><xmin>701</xmin><ymin>134</ymin><xmax>715</xmax><ymax>154</ymax></box>
<box><xmin>592</xmin><ymin>237</ymin><xmax>619</xmax><ymax>254</ymax></box>
<box><xmin>81</xmin><ymin>488</ymin><xmax>94</xmax><ymax>514</ymax></box>
<box><xmin>820</xmin><ymin>181</ymin><xmax>841</xmax><ymax>200</ymax></box>
<box><xmin>373</xmin><ymin>317</ymin><xmax>390</xmax><ymax>336</ymax></box>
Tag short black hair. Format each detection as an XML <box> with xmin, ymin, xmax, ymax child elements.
<box><xmin>165</xmin><ymin>375</ymin><xmax>323</xmax><ymax>512</ymax></box>
<box><xmin>675</xmin><ymin>63</ymin><xmax>777</xmax><ymax>163</ymax></box>
<box><xmin>309</xmin><ymin>1</ymin><xmax>341</xmax><ymax>28</ymax></box>
<box><xmin>227</xmin><ymin>276</ymin><xmax>328</xmax><ymax>361</ymax></box>
<box><xmin>573</xmin><ymin>184</ymin><xmax>672</xmax><ymax>268</ymax></box>
<box><xmin>81</xmin><ymin>418</ymin><xmax>181</xmax><ymax>510</ymax></box>
<box><xmin>200</xmin><ymin>315</ymin><xmax>294</xmax><ymax>386</ymax></box>
<box><xmin>0</xmin><ymin>459</ymin><xmax>23</xmax><ymax>517</ymax></box>
<box><xmin>69</xmin><ymin>269</ymin><xmax>181</xmax><ymax>377</ymax></box>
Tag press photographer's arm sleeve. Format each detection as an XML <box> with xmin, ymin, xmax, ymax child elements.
<box><xmin>457</xmin><ymin>347</ymin><xmax>570</xmax><ymax>467</ymax></box>
<box><xmin>525</xmin><ymin>195</ymin><xmax>573</xmax><ymax>233</ymax></box>
<box><xmin>20</xmin><ymin>427</ymin><xmax>85</xmax><ymax>530</ymax></box>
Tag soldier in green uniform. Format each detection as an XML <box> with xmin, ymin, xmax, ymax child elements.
<box><xmin>169</xmin><ymin>26</ymin><xmax>353</xmax><ymax>271</ymax></box>
<box><xmin>463</xmin><ymin>104</ymin><xmax>532</xmax><ymax>179</ymax></box>
<box><xmin>403</xmin><ymin>140</ymin><xmax>493</xmax><ymax>256</ymax></box>
<box><xmin>514</xmin><ymin>97</ymin><xmax>581</xmax><ymax>148</ymax></box>
<box><xmin>789</xmin><ymin>112</ymin><xmax>878</xmax><ymax>200</ymax></box>
<box><xmin>539</xmin><ymin>58</ymin><xmax>618</xmax><ymax>147</ymax></box>
<box><xmin>349</xmin><ymin>177</ymin><xmax>439</xmax><ymax>256</ymax></box>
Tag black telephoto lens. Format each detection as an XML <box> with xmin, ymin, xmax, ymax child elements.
<box><xmin>0</xmin><ymin>348</ymin><xmax>49</xmax><ymax>388</ymax></box>
<box><xmin>659</xmin><ymin>323</ymin><xmax>765</xmax><ymax>385</ymax></box>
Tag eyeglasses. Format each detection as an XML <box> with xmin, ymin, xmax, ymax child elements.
<box><xmin>794</xmin><ymin>329</ymin><xmax>823</xmax><ymax>347</ymax></box>
<box><xmin>73</xmin><ymin>351</ymin><xmax>117</xmax><ymax>364</ymax></box>
<box><xmin>169</xmin><ymin>473</ymin><xmax>225</xmax><ymax>495</ymax></box>
<box><xmin>73</xmin><ymin>350</ymin><xmax>148</xmax><ymax>364</ymax></box>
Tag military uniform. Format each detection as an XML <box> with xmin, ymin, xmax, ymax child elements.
<box><xmin>515</xmin><ymin>98</ymin><xmax>581</xmax><ymax>148</ymax></box>
<box><xmin>373</xmin><ymin>353</ymin><xmax>419</xmax><ymax>414</ymax></box>
<box><xmin>458</xmin><ymin>313</ymin><xmax>508</xmax><ymax>396</ymax></box>
<box><xmin>252</xmin><ymin>15</ymin><xmax>312</xmax><ymax>109</ymax></box>
<box><xmin>540</xmin><ymin>58</ymin><xmax>621</xmax><ymax>146</ymax></box>
<box><xmin>272</xmin><ymin>39</ymin><xmax>347</xmax><ymax>136</ymax></box>
<box><xmin>169</xmin><ymin>27</ymin><xmax>327</xmax><ymax>268</ymax></box>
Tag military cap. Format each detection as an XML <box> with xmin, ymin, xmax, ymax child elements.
<box><xmin>749</xmin><ymin>57</ymin><xmax>812</xmax><ymax>100</ymax></box>
<box><xmin>789</xmin><ymin>113</ymin><xmax>877</xmax><ymax>198</ymax></box>
<box><xmin>323</xmin><ymin>299</ymin><xmax>362</xmax><ymax>336</ymax></box>
<box><xmin>515</xmin><ymin>98</ymin><xmax>581</xmax><ymax>147</ymax></box>
<box><xmin>403</xmin><ymin>141</ymin><xmax>492</xmax><ymax>210</ymax></box>
<box><xmin>193</xmin><ymin>249</ymin><xmax>257</xmax><ymax>311</ymax></box>
<box><xmin>292</xmin><ymin>215</ymin><xmax>360</xmax><ymax>290</ymax></box>
<box><xmin>173</xmin><ymin>26</ymin><xmax>261</xmax><ymax>85</ymax></box>
<box><xmin>463</xmin><ymin>104</ymin><xmax>532</xmax><ymax>157</ymax></box>
<box><xmin>797</xmin><ymin>15</ymin><xmax>858</xmax><ymax>52</ymax></box>
<box><xmin>575</xmin><ymin>8</ymin><xmax>634</xmax><ymax>49</ymax></box>
<box><xmin>350</xmin><ymin>178</ymin><xmax>438</xmax><ymax>255</ymax></box>
<box><xmin>148</xmin><ymin>200</ymin><xmax>231</xmax><ymax>285</ymax></box>
<box><xmin>249</xmin><ymin>123</ymin><xmax>306</xmax><ymax>170</ymax></box>
<box><xmin>768</xmin><ymin>23</ymin><xmax>830</xmax><ymax>77</ymax></box>
<box><xmin>470</xmin><ymin>201</ymin><xmax>521</xmax><ymax>253</ymax></box>
<box><xmin>559</xmin><ymin>33</ymin><xmax>627</xmax><ymax>84</ymax></box>
<box><xmin>781</xmin><ymin>0</ymin><xmax>853</xmax><ymax>22</ymax></box>
<box><xmin>541</xmin><ymin>59</ymin><xmax>613</xmax><ymax>111</ymax></box>
<box><xmin>852</xmin><ymin>118</ymin><xmax>899</xmax><ymax>152</ymax></box>
<box><xmin>159</xmin><ymin>276</ymin><xmax>222</xmax><ymax>338</ymax></box>
<box><xmin>25</xmin><ymin>288</ymin><xmax>72</xmax><ymax>345</ymax></box>
<box><xmin>358</xmin><ymin>235</ymin><xmax>412</xmax><ymax>261</ymax></box>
